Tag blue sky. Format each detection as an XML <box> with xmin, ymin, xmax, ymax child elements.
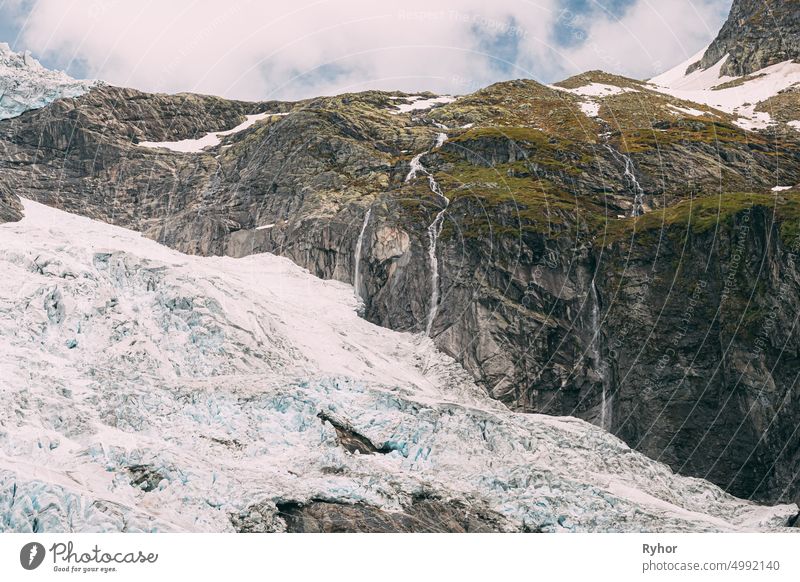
<box><xmin>0</xmin><ymin>0</ymin><xmax>732</xmax><ymax>100</ymax></box>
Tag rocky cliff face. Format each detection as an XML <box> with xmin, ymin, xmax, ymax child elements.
<box><xmin>599</xmin><ymin>199</ymin><xmax>800</xmax><ymax>502</ymax></box>
<box><xmin>1</xmin><ymin>34</ymin><xmax>800</xmax><ymax>507</ymax></box>
<box><xmin>692</xmin><ymin>0</ymin><xmax>800</xmax><ymax>77</ymax></box>
<box><xmin>0</xmin><ymin>183</ymin><xmax>22</xmax><ymax>222</ymax></box>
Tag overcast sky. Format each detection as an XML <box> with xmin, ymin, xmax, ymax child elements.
<box><xmin>0</xmin><ymin>0</ymin><xmax>732</xmax><ymax>101</ymax></box>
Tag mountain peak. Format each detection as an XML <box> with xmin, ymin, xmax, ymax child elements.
<box><xmin>690</xmin><ymin>0</ymin><xmax>800</xmax><ymax>77</ymax></box>
<box><xmin>0</xmin><ymin>43</ymin><xmax>97</xmax><ymax>120</ymax></box>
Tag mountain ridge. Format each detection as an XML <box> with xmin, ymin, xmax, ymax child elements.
<box><xmin>0</xmin><ymin>0</ymin><xmax>799</xmax><ymax>516</ymax></box>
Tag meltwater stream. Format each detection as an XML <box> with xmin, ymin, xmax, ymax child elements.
<box><xmin>604</xmin><ymin>144</ymin><xmax>645</xmax><ymax>217</ymax></box>
<box><xmin>353</xmin><ymin>207</ymin><xmax>372</xmax><ymax>301</ymax></box>
<box><xmin>589</xmin><ymin>278</ymin><xmax>611</xmax><ymax>430</ymax></box>
<box><xmin>405</xmin><ymin>133</ymin><xmax>450</xmax><ymax>336</ymax></box>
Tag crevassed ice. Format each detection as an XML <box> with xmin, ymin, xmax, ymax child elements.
<box><xmin>0</xmin><ymin>200</ymin><xmax>795</xmax><ymax>533</ymax></box>
<box><xmin>0</xmin><ymin>43</ymin><xmax>97</xmax><ymax>121</ymax></box>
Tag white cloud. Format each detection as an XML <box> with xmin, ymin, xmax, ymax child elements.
<box><xmin>6</xmin><ymin>0</ymin><xmax>731</xmax><ymax>101</ymax></box>
<box><xmin>556</xmin><ymin>0</ymin><xmax>731</xmax><ymax>80</ymax></box>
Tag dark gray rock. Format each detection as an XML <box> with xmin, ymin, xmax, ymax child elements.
<box><xmin>788</xmin><ymin>510</ymin><xmax>800</xmax><ymax>527</ymax></box>
<box><xmin>126</xmin><ymin>464</ymin><xmax>165</xmax><ymax>493</ymax></box>
<box><xmin>690</xmin><ymin>0</ymin><xmax>800</xmax><ymax>77</ymax></box>
<box><xmin>317</xmin><ymin>411</ymin><xmax>393</xmax><ymax>455</ymax></box>
<box><xmin>275</xmin><ymin>498</ymin><xmax>512</xmax><ymax>533</ymax></box>
<box><xmin>0</xmin><ymin>183</ymin><xmax>21</xmax><ymax>223</ymax></box>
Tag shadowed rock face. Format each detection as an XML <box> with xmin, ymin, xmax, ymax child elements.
<box><xmin>599</xmin><ymin>204</ymin><xmax>800</xmax><ymax>503</ymax></box>
<box><xmin>274</xmin><ymin>499</ymin><xmax>512</xmax><ymax>533</ymax></box>
<box><xmin>789</xmin><ymin>512</ymin><xmax>800</xmax><ymax>528</ymax></box>
<box><xmin>317</xmin><ymin>411</ymin><xmax>396</xmax><ymax>455</ymax></box>
<box><xmin>0</xmin><ymin>184</ymin><xmax>22</xmax><ymax>223</ymax></box>
<box><xmin>2</xmin><ymin>73</ymin><xmax>800</xmax><ymax>507</ymax></box>
<box><xmin>127</xmin><ymin>464</ymin><xmax>166</xmax><ymax>493</ymax></box>
<box><xmin>692</xmin><ymin>0</ymin><xmax>800</xmax><ymax>77</ymax></box>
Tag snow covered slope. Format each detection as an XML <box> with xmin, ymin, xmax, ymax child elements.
<box><xmin>0</xmin><ymin>43</ymin><xmax>97</xmax><ymax>120</ymax></box>
<box><xmin>650</xmin><ymin>50</ymin><xmax>800</xmax><ymax>131</ymax></box>
<box><xmin>0</xmin><ymin>200</ymin><xmax>796</xmax><ymax>533</ymax></box>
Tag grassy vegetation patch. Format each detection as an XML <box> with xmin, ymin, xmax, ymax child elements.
<box><xmin>605</xmin><ymin>192</ymin><xmax>800</xmax><ymax>242</ymax></box>
<box><xmin>613</xmin><ymin>119</ymin><xmax>766</xmax><ymax>153</ymax></box>
<box><xmin>432</xmin><ymin>161</ymin><xmax>607</xmax><ymax>237</ymax></box>
<box><xmin>430</xmin><ymin>80</ymin><xmax>599</xmax><ymax>142</ymax></box>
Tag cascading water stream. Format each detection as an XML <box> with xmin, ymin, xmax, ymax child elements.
<box><xmin>353</xmin><ymin>207</ymin><xmax>372</xmax><ymax>301</ymax></box>
<box><xmin>425</xmin><ymin>197</ymin><xmax>449</xmax><ymax>337</ymax></box>
<box><xmin>405</xmin><ymin>134</ymin><xmax>450</xmax><ymax>337</ymax></box>
<box><xmin>604</xmin><ymin>144</ymin><xmax>645</xmax><ymax>217</ymax></box>
<box><xmin>589</xmin><ymin>278</ymin><xmax>611</xmax><ymax>430</ymax></box>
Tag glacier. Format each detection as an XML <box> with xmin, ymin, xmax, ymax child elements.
<box><xmin>0</xmin><ymin>43</ymin><xmax>97</xmax><ymax>121</ymax></box>
<box><xmin>0</xmin><ymin>199</ymin><xmax>797</xmax><ymax>533</ymax></box>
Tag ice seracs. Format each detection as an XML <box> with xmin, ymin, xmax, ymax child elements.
<box><xmin>0</xmin><ymin>43</ymin><xmax>97</xmax><ymax>120</ymax></box>
<box><xmin>0</xmin><ymin>199</ymin><xmax>796</xmax><ymax>533</ymax></box>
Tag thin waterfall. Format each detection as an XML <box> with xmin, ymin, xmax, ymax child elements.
<box><xmin>406</xmin><ymin>153</ymin><xmax>425</xmax><ymax>182</ymax></box>
<box><xmin>604</xmin><ymin>144</ymin><xmax>645</xmax><ymax>217</ymax></box>
<box><xmin>425</xmin><ymin>196</ymin><xmax>449</xmax><ymax>336</ymax></box>
<box><xmin>589</xmin><ymin>278</ymin><xmax>610</xmax><ymax>430</ymax></box>
<box><xmin>404</xmin><ymin>139</ymin><xmax>450</xmax><ymax>336</ymax></box>
<box><xmin>353</xmin><ymin>207</ymin><xmax>372</xmax><ymax>300</ymax></box>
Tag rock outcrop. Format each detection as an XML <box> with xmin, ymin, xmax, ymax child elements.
<box><xmin>0</xmin><ymin>183</ymin><xmax>22</xmax><ymax>223</ymax></box>
<box><xmin>692</xmin><ymin>0</ymin><xmax>800</xmax><ymax>77</ymax></box>
<box><xmin>272</xmin><ymin>499</ymin><xmax>511</xmax><ymax>533</ymax></box>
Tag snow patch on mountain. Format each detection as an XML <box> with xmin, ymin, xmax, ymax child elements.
<box><xmin>577</xmin><ymin>101</ymin><xmax>601</xmax><ymax>118</ymax></box>
<box><xmin>139</xmin><ymin>112</ymin><xmax>283</xmax><ymax>153</ymax></box>
<box><xmin>650</xmin><ymin>54</ymin><xmax>800</xmax><ymax>131</ymax></box>
<box><xmin>390</xmin><ymin>95</ymin><xmax>455</xmax><ymax>115</ymax></box>
<box><xmin>650</xmin><ymin>48</ymin><xmax>729</xmax><ymax>90</ymax></box>
<box><xmin>552</xmin><ymin>83</ymin><xmax>636</xmax><ymax>118</ymax></box>
<box><xmin>668</xmin><ymin>104</ymin><xmax>710</xmax><ymax>117</ymax></box>
<box><xmin>564</xmin><ymin>83</ymin><xmax>637</xmax><ymax>98</ymax></box>
<box><xmin>0</xmin><ymin>200</ymin><xmax>796</xmax><ymax>533</ymax></box>
<box><xmin>0</xmin><ymin>43</ymin><xmax>97</xmax><ymax>121</ymax></box>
